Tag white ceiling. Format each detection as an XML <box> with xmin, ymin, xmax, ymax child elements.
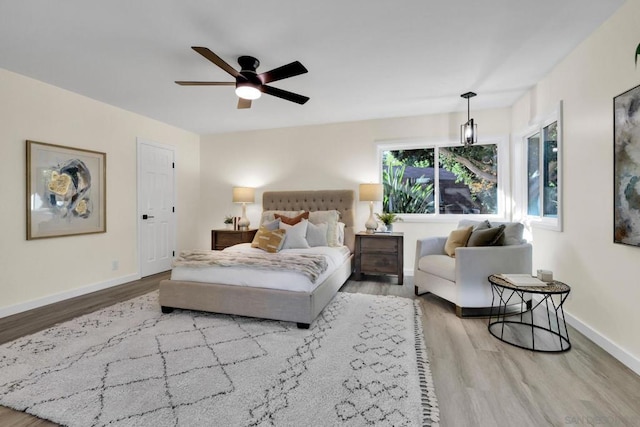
<box><xmin>0</xmin><ymin>1</ymin><xmax>625</xmax><ymax>135</ymax></box>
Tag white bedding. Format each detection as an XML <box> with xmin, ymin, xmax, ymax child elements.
<box><xmin>170</xmin><ymin>244</ymin><xmax>351</xmax><ymax>293</ymax></box>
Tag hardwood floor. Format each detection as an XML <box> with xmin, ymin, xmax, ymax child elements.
<box><xmin>2</xmin><ymin>273</ymin><xmax>640</xmax><ymax>426</ymax></box>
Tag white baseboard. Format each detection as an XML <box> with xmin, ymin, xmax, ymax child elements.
<box><xmin>529</xmin><ymin>295</ymin><xmax>640</xmax><ymax>376</ymax></box>
<box><xmin>563</xmin><ymin>310</ymin><xmax>640</xmax><ymax>376</ymax></box>
<box><xmin>0</xmin><ymin>273</ymin><xmax>141</xmax><ymax>319</ymax></box>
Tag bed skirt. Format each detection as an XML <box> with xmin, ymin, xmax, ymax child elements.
<box><xmin>159</xmin><ymin>255</ymin><xmax>353</xmax><ymax>327</ymax></box>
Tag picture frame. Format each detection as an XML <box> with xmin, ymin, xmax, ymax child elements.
<box><xmin>613</xmin><ymin>84</ymin><xmax>640</xmax><ymax>247</ymax></box>
<box><xmin>26</xmin><ymin>140</ymin><xmax>106</xmax><ymax>240</ymax></box>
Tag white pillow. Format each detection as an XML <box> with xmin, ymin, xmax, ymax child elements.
<box><xmin>261</xmin><ymin>210</ymin><xmax>304</xmax><ymax>225</ymax></box>
<box><xmin>337</xmin><ymin>222</ymin><xmax>346</xmax><ymax>246</ymax></box>
<box><xmin>261</xmin><ymin>218</ymin><xmax>281</xmax><ymax>231</ymax></box>
<box><xmin>306</xmin><ymin>221</ymin><xmax>328</xmax><ymax>247</ymax></box>
<box><xmin>309</xmin><ymin>210</ymin><xmax>340</xmax><ymax>246</ymax></box>
<box><xmin>280</xmin><ymin>219</ymin><xmax>310</xmax><ymax>249</ymax></box>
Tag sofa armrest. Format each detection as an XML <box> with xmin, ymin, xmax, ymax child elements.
<box><xmin>416</xmin><ymin>236</ymin><xmax>447</xmax><ymax>257</ymax></box>
<box><xmin>454</xmin><ymin>243</ymin><xmax>533</xmax><ymax>307</ymax></box>
<box><xmin>415</xmin><ymin>236</ymin><xmax>447</xmax><ymax>271</ymax></box>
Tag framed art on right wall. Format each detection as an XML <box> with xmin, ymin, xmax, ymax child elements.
<box><xmin>613</xmin><ymin>84</ymin><xmax>640</xmax><ymax>247</ymax></box>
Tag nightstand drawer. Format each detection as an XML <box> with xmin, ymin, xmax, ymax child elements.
<box><xmin>360</xmin><ymin>236</ymin><xmax>398</xmax><ymax>252</ymax></box>
<box><xmin>360</xmin><ymin>253</ymin><xmax>399</xmax><ymax>274</ymax></box>
<box><xmin>217</xmin><ymin>233</ymin><xmax>246</xmax><ymax>247</ymax></box>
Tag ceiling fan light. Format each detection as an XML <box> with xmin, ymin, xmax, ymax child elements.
<box><xmin>235</xmin><ymin>84</ymin><xmax>261</xmax><ymax>100</ymax></box>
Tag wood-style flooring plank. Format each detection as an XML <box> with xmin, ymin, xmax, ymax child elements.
<box><xmin>0</xmin><ymin>272</ymin><xmax>167</xmax><ymax>345</ymax></box>
<box><xmin>1</xmin><ymin>274</ymin><xmax>640</xmax><ymax>427</ymax></box>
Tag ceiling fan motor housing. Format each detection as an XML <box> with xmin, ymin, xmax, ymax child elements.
<box><xmin>237</xmin><ymin>56</ymin><xmax>262</xmax><ymax>88</ymax></box>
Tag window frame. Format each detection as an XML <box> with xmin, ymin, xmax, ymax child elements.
<box><xmin>516</xmin><ymin>102</ymin><xmax>563</xmax><ymax>231</ymax></box>
<box><xmin>376</xmin><ymin>136</ymin><xmax>510</xmax><ymax>222</ymax></box>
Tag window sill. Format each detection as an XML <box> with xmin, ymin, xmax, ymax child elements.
<box><xmin>527</xmin><ymin>216</ymin><xmax>562</xmax><ymax>232</ymax></box>
<box><xmin>398</xmin><ymin>213</ymin><xmax>509</xmax><ymax>224</ymax></box>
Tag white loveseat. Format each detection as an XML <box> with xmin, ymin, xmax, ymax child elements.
<box><xmin>414</xmin><ymin>220</ymin><xmax>532</xmax><ymax>317</ymax></box>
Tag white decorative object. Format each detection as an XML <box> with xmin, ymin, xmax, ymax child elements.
<box><xmin>232</xmin><ymin>187</ymin><xmax>255</xmax><ymax>230</ymax></box>
<box><xmin>359</xmin><ymin>183</ymin><xmax>383</xmax><ymax>234</ymax></box>
<box><xmin>537</xmin><ymin>269</ymin><xmax>553</xmax><ymax>282</ymax></box>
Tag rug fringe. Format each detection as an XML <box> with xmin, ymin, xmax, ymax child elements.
<box><xmin>413</xmin><ymin>300</ymin><xmax>440</xmax><ymax>427</ymax></box>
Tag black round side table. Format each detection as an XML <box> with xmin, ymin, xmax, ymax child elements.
<box><xmin>488</xmin><ymin>274</ymin><xmax>571</xmax><ymax>352</ymax></box>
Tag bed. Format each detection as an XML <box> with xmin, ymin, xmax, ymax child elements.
<box><xmin>158</xmin><ymin>189</ymin><xmax>356</xmax><ymax>328</ymax></box>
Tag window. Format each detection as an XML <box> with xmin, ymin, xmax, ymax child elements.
<box><xmin>379</xmin><ymin>141</ymin><xmax>503</xmax><ymax>217</ymax></box>
<box><xmin>520</xmin><ymin>103</ymin><xmax>562</xmax><ymax>230</ymax></box>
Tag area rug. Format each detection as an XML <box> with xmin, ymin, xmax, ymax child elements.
<box><xmin>0</xmin><ymin>292</ymin><xmax>439</xmax><ymax>426</ymax></box>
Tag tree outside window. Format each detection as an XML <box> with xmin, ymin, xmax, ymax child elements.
<box><xmin>381</xmin><ymin>144</ymin><xmax>499</xmax><ymax>215</ymax></box>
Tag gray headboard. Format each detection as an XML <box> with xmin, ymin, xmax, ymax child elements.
<box><xmin>262</xmin><ymin>189</ymin><xmax>356</xmax><ymax>253</ymax></box>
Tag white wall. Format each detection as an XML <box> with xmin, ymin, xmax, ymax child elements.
<box><xmin>0</xmin><ymin>69</ymin><xmax>200</xmax><ymax>313</ymax></box>
<box><xmin>511</xmin><ymin>0</ymin><xmax>640</xmax><ymax>367</ymax></box>
<box><xmin>197</xmin><ymin>0</ymin><xmax>640</xmax><ymax>370</ymax></box>
<box><xmin>199</xmin><ymin>108</ymin><xmax>512</xmax><ymax>271</ymax></box>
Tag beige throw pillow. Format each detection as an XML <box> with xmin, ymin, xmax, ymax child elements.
<box><xmin>444</xmin><ymin>226</ymin><xmax>473</xmax><ymax>257</ymax></box>
<box><xmin>251</xmin><ymin>227</ymin><xmax>286</xmax><ymax>253</ymax></box>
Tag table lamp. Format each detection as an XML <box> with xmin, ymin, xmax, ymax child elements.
<box><xmin>232</xmin><ymin>187</ymin><xmax>255</xmax><ymax>230</ymax></box>
<box><xmin>359</xmin><ymin>183</ymin><xmax>383</xmax><ymax>233</ymax></box>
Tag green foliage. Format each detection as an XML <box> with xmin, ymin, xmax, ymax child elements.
<box><xmin>382</xmin><ymin>164</ymin><xmax>434</xmax><ymax>214</ymax></box>
<box><xmin>390</xmin><ymin>149</ymin><xmax>434</xmax><ymax>167</ymax></box>
<box><xmin>439</xmin><ymin>145</ymin><xmax>498</xmax><ymax>213</ymax></box>
<box><xmin>375</xmin><ymin>212</ymin><xmax>403</xmax><ymax>225</ymax></box>
<box><xmin>224</xmin><ymin>215</ymin><xmax>234</xmax><ymax>224</ymax></box>
<box><xmin>636</xmin><ymin>43</ymin><xmax>640</xmax><ymax>67</ymax></box>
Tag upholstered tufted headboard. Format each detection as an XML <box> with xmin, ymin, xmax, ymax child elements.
<box><xmin>262</xmin><ymin>190</ymin><xmax>356</xmax><ymax>253</ymax></box>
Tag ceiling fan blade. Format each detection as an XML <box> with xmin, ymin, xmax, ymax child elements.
<box><xmin>237</xmin><ymin>98</ymin><xmax>252</xmax><ymax>109</ymax></box>
<box><xmin>191</xmin><ymin>46</ymin><xmax>241</xmax><ymax>78</ymax></box>
<box><xmin>261</xmin><ymin>85</ymin><xmax>309</xmax><ymax>105</ymax></box>
<box><xmin>259</xmin><ymin>61</ymin><xmax>308</xmax><ymax>84</ymax></box>
<box><xmin>175</xmin><ymin>81</ymin><xmax>235</xmax><ymax>86</ymax></box>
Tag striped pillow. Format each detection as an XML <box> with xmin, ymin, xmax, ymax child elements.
<box><xmin>251</xmin><ymin>227</ymin><xmax>286</xmax><ymax>253</ymax></box>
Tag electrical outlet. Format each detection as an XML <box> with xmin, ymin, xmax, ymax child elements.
<box><xmin>112</xmin><ymin>260</ymin><xmax>119</xmax><ymax>271</ymax></box>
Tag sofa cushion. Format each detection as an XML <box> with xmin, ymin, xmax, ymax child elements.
<box><xmin>418</xmin><ymin>255</ymin><xmax>456</xmax><ymax>282</ymax></box>
<box><xmin>498</xmin><ymin>222</ymin><xmax>525</xmax><ymax>245</ymax></box>
<box><xmin>458</xmin><ymin>219</ymin><xmax>490</xmax><ymax>231</ymax></box>
<box><xmin>467</xmin><ymin>225</ymin><xmax>506</xmax><ymax>247</ymax></box>
<box><xmin>444</xmin><ymin>226</ymin><xmax>473</xmax><ymax>256</ymax></box>
<box><xmin>459</xmin><ymin>220</ymin><xmax>526</xmax><ymax>246</ymax></box>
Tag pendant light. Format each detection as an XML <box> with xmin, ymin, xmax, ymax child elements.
<box><xmin>460</xmin><ymin>91</ymin><xmax>477</xmax><ymax>146</ymax></box>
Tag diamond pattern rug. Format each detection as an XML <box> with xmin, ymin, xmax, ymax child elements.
<box><xmin>0</xmin><ymin>291</ymin><xmax>439</xmax><ymax>426</ymax></box>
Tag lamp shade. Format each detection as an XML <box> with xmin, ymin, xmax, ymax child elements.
<box><xmin>359</xmin><ymin>183</ymin><xmax>383</xmax><ymax>202</ymax></box>
<box><xmin>232</xmin><ymin>187</ymin><xmax>255</xmax><ymax>204</ymax></box>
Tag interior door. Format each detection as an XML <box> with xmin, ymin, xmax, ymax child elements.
<box><xmin>137</xmin><ymin>138</ymin><xmax>175</xmax><ymax>277</ymax></box>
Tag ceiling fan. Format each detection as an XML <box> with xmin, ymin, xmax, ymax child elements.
<box><xmin>175</xmin><ymin>46</ymin><xmax>309</xmax><ymax>109</ymax></box>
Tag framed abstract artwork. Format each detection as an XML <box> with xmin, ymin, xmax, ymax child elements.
<box><xmin>26</xmin><ymin>140</ymin><xmax>106</xmax><ymax>240</ymax></box>
<box><xmin>613</xmin><ymin>84</ymin><xmax>640</xmax><ymax>247</ymax></box>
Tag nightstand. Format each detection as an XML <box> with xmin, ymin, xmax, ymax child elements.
<box><xmin>354</xmin><ymin>232</ymin><xmax>404</xmax><ymax>285</ymax></box>
<box><xmin>211</xmin><ymin>229</ymin><xmax>258</xmax><ymax>250</ymax></box>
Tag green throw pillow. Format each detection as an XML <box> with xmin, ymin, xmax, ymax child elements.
<box><xmin>467</xmin><ymin>225</ymin><xmax>506</xmax><ymax>247</ymax></box>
